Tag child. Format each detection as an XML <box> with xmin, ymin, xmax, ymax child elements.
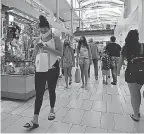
<box><xmin>61</xmin><ymin>40</ymin><xmax>75</xmax><ymax>88</ymax></box>
<box><xmin>101</xmin><ymin>50</ymin><xmax>110</xmax><ymax>85</ymax></box>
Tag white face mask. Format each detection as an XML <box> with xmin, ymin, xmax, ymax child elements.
<box><xmin>40</xmin><ymin>31</ymin><xmax>51</xmax><ymax>39</ymax></box>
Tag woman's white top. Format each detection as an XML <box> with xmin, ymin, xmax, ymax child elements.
<box><xmin>35</xmin><ymin>37</ymin><xmax>57</xmax><ymax>72</ymax></box>
<box><xmin>79</xmin><ymin>46</ymin><xmax>89</xmax><ymax>58</ymax></box>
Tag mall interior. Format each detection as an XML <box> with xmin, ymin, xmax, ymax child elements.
<box><xmin>1</xmin><ymin>0</ymin><xmax>144</xmax><ymax>133</ymax></box>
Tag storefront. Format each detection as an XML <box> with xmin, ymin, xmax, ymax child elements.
<box><xmin>1</xmin><ymin>1</ymin><xmax>71</xmax><ymax>100</ymax></box>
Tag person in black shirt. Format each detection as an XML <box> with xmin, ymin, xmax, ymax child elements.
<box><xmin>106</xmin><ymin>36</ymin><xmax>121</xmax><ymax>85</ymax></box>
<box><xmin>117</xmin><ymin>30</ymin><xmax>144</xmax><ymax>122</ymax></box>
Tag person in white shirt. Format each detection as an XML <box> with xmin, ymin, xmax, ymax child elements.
<box><xmin>24</xmin><ymin>15</ymin><xmax>62</xmax><ymax>129</ymax></box>
<box><xmin>76</xmin><ymin>36</ymin><xmax>92</xmax><ymax>89</ymax></box>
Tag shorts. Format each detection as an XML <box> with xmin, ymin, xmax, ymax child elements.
<box><xmin>79</xmin><ymin>57</ymin><xmax>90</xmax><ymax>65</ymax></box>
<box><xmin>102</xmin><ymin>69</ymin><xmax>110</xmax><ymax>75</ymax></box>
<box><xmin>125</xmin><ymin>69</ymin><xmax>144</xmax><ymax>85</ymax></box>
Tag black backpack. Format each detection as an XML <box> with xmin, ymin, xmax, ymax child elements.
<box><xmin>129</xmin><ymin>43</ymin><xmax>144</xmax><ymax>77</ymax></box>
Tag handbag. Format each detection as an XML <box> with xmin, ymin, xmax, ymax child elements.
<box><xmin>75</xmin><ymin>67</ymin><xmax>80</xmax><ymax>83</ymax></box>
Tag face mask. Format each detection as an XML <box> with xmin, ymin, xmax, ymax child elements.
<box><xmin>41</xmin><ymin>31</ymin><xmax>51</xmax><ymax>39</ymax></box>
<box><xmin>80</xmin><ymin>39</ymin><xmax>84</xmax><ymax>42</ymax></box>
<box><xmin>64</xmin><ymin>43</ymin><xmax>69</xmax><ymax>47</ymax></box>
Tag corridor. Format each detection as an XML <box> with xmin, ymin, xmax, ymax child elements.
<box><xmin>1</xmin><ymin>66</ymin><xmax>144</xmax><ymax>133</ymax></box>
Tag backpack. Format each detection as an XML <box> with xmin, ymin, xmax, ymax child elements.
<box><xmin>129</xmin><ymin>43</ymin><xmax>144</xmax><ymax>77</ymax></box>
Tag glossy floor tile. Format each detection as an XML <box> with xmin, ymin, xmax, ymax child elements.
<box><xmin>1</xmin><ymin>67</ymin><xmax>144</xmax><ymax>133</ymax></box>
<box><xmin>69</xmin><ymin>124</ymin><xmax>86</xmax><ymax>133</ymax></box>
<box><xmin>46</xmin><ymin>121</ymin><xmax>72</xmax><ymax>133</ymax></box>
<box><xmin>62</xmin><ymin>109</ymin><xmax>84</xmax><ymax>125</ymax></box>
<box><xmin>101</xmin><ymin>113</ymin><xmax>115</xmax><ymax>130</ymax></box>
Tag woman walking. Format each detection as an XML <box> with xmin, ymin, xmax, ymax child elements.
<box><xmin>23</xmin><ymin>15</ymin><xmax>61</xmax><ymax>128</ymax></box>
<box><xmin>117</xmin><ymin>30</ymin><xmax>144</xmax><ymax>122</ymax></box>
<box><xmin>76</xmin><ymin>36</ymin><xmax>92</xmax><ymax>89</ymax></box>
<box><xmin>61</xmin><ymin>40</ymin><xmax>75</xmax><ymax>88</ymax></box>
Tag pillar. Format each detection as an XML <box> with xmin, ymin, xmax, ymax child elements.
<box><xmin>138</xmin><ymin>0</ymin><xmax>144</xmax><ymax>42</ymax></box>
<box><xmin>79</xmin><ymin>2</ymin><xmax>81</xmax><ymax>28</ymax></box>
<box><xmin>56</xmin><ymin>0</ymin><xmax>59</xmax><ymax>22</ymax></box>
<box><xmin>70</xmin><ymin>0</ymin><xmax>73</xmax><ymax>35</ymax></box>
<box><xmin>0</xmin><ymin>1</ymin><xmax>2</xmax><ymax>38</ymax></box>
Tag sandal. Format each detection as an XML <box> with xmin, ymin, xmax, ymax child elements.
<box><xmin>130</xmin><ymin>114</ymin><xmax>139</xmax><ymax>122</ymax></box>
<box><xmin>81</xmin><ymin>85</ymin><xmax>84</xmax><ymax>88</ymax></box>
<box><xmin>23</xmin><ymin>121</ymin><xmax>39</xmax><ymax>129</ymax></box>
<box><xmin>48</xmin><ymin>113</ymin><xmax>55</xmax><ymax>120</ymax></box>
<box><xmin>69</xmin><ymin>79</ymin><xmax>72</xmax><ymax>85</ymax></box>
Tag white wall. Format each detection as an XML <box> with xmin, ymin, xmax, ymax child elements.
<box><xmin>114</xmin><ymin>0</ymin><xmax>144</xmax><ymax>45</ymax></box>
<box><xmin>130</xmin><ymin>0</ymin><xmax>140</xmax><ymax>13</ymax></box>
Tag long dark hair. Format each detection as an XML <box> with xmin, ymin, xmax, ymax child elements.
<box><xmin>64</xmin><ymin>39</ymin><xmax>70</xmax><ymax>48</ymax></box>
<box><xmin>63</xmin><ymin>39</ymin><xmax>71</xmax><ymax>56</ymax></box>
<box><xmin>123</xmin><ymin>30</ymin><xmax>140</xmax><ymax>58</ymax></box>
<box><xmin>39</xmin><ymin>15</ymin><xmax>50</xmax><ymax>29</ymax></box>
<box><xmin>78</xmin><ymin>36</ymin><xmax>89</xmax><ymax>51</ymax></box>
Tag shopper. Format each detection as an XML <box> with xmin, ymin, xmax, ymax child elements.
<box><xmin>61</xmin><ymin>39</ymin><xmax>75</xmax><ymax>88</ymax></box>
<box><xmin>76</xmin><ymin>36</ymin><xmax>92</xmax><ymax>89</ymax></box>
<box><xmin>89</xmin><ymin>39</ymin><xmax>99</xmax><ymax>80</ymax></box>
<box><xmin>24</xmin><ymin>15</ymin><xmax>61</xmax><ymax>129</ymax></box>
<box><xmin>101</xmin><ymin>50</ymin><xmax>110</xmax><ymax>85</ymax></box>
<box><xmin>117</xmin><ymin>30</ymin><xmax>144</xmax><ymax>122</ymax></box>
<box><xmin>106</xmin><ymin>36</ymin><xmax>121</xmax><ymax>85</ymax></box>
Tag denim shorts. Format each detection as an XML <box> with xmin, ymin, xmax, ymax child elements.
<box><xmin>79</xmin><ymin>57</ymin><xmax>90</xmax><ymax>65</ymax></box>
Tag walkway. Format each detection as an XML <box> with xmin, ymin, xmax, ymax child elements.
<box><xmin>1</xmin><ymin>66</ymin><xmax>144</xmax><ymax>133</ymax></box>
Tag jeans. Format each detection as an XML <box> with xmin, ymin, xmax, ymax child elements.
<box><xmin>110</xmin><ymin>57</ymin><xmax>119</xmax><ymax>83</ymax></box>
<box><xmin>89</xmin><ymin>59</ymin><xmax>98</xmax><ymax>77</ymax></box>
<box><xmin>34</xmin><ymin>61</ymin><xmax>59</xmax><ymax>115</ymax></box>
<box><xmin>93</xmin><ymin>59</ymin><xmax>98</xmax><ymax>77</ymax></box>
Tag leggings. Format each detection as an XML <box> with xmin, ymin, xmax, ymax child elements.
<box><xmin>34</xmin><ymin>61</ymin><xmax>59</xmax><ymax>115</ymax></box>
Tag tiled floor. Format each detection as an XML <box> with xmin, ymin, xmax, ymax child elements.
<box><xmin>1</xmin><ymin>66</ymin><xmax>144</xmax><ymax>133</ymax></box>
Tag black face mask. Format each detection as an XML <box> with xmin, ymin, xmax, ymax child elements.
<box><xmin>64</xmin><ymin>43</ymin><xmax>69</xmax><ymax>47</ymax></box>
<box><xmin>80</xmin><ymin>39</ymin><xmax>84</xmax><ymax>42</ymax></box>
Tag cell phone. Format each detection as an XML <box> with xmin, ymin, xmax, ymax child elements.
<box><xmin>37</xmin><ymin>43</ymin><xmax>44</xmax><ymax>47</ymax></box>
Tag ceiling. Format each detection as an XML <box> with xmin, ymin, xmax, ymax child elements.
<box><xmin>76</xmin><ymin>0</ymin><xmax>125</xmax><ymax>29</ymax></box>
<box><xmin>39</xmin><ymin>0</ymin><xmax>79</xmax><ymax>21</ymax></box>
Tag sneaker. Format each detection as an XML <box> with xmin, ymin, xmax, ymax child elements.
<box><xmin>95</xmin><ymin>76</ymin><xmax>98</xmax><ymax>80</ymax></box>
<box><xmin>111</xmin><ymin>82</ymin><xmax>117</xmax><ymax>85</ymax></box>
<box><xmin>59</xmin><ymin>75</ymin><xmax>63</xmax><ymax>78</ymax></box>
<box><xmin>103</xmin><ymin>80</ymin><xmax>106</xmax><ymax>84</ymax></box>
<box><xmin>69</xmin><ymin>78</ymin><xmax>72</xmax><ymax>85</ymax></box>
<box><xmin>105</xmin><ymin>82</ymin><xmax>108</xmax><ymax>85</ymax></box>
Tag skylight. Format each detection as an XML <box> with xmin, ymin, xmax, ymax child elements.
<box><xmin>78</xmin><ymin>0</ymin><xmax>124</xmax><ymax>29</ymax></box>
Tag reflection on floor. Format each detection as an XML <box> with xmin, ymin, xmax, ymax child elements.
<box><xmin>1</xmin><ymin>66</ymin><xmax>144</xmax><ymax>133</ymax></box>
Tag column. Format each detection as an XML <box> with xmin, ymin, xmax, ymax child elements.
<box><xmin>56</xmin><ymin>0</ymin><xmax>59</xmax><ymax>22</ymax></box>
<box><xmin>79</xmin><ymin>2</ymin><xmax>81</xmax><ymax>28</ymax></box>
<box><xmin>0</xmin><ymin>0</ymin><xmax>2</xmax><ymax>38</ymax></box>
<box><xmin>138</xmin><ymin>0</ymin><xmax>144</xmax><ymax>42</ymax></box>
<box><xmin>71</xmin><ymin>0</ymin><xmax>73</xmax><ymax>34</ymax></box>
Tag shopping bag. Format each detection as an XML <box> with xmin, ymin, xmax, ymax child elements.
<box><xmin>75</xmin><ymin>67</ymin><xmax>80</xmax><ymax>83</ymax></box>
<box><xmin>35</xmin><ymin>52</ymin><xmax>50</xmax><ymax>72</ymax></box>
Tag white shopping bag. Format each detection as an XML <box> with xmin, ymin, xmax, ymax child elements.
<box><xmin>75</xmin><ymin>67</ymin><xmax>80</xmax><ymax>83</ymax></box>
<box><xmin>35</xmin><ymin>52</ymin><xmax>50</xmax><ymax>72</ymax></box>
